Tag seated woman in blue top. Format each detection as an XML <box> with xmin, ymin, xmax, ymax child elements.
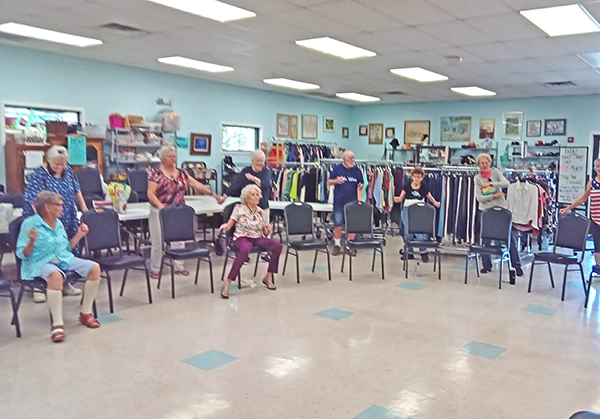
<box><xmin>17</xmin><ymin>191</ymin><xmax>102</xmax><ymax>343</ymax></box>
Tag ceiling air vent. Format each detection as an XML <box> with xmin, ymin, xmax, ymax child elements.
<box><xmin>383</xmin><ymin>91</ymin><xmax>405</xmax><ymax>95</ymax></box>
<box><xmin>99</xmin><ymin>23</ymin><xmax>147</xmax><ymax>34</ymax></box>
<box><xmin>544</xmin><ymin>81</ymin><xmax>576</xmax><ymax>87</ymax></box>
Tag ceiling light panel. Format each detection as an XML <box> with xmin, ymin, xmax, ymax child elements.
<box><xmin>295</xmin><ymin>37</ymin><xmax>376</xmax><ymax>60</ymax></box>
<box><xmin>263</xmin><ymin>78</ymin><xmax>320</xmax><ymax>90</ymax></box>
<box><xmin>158</xmin><ymin>56</ymin><xmax>234</xmax><ymax>73</ymax></box>
<box><xmin>335</xmin><ymin>93</ymin><xmax>380</xmax><ymax>102</ymax></box>
<box><xmin>450</xmin><ymin>86</ymin><xmax>497</xmax><ymax>97</ymax></box>
<box><xmin>520</xmin><ymin>4</ymin><xmax>600</xmax><ymax>37</ymax></box>
<box><xmin>147</xmin><ymin>0</ymin><xmax>256</xmax><ymax>23</ymax></box>
<box><xmin>390</xmin><ymin>67</ymin><xmax>448</xmax><ymax>82</ymax></box>
<box><xmin>0</xmin><ymin>22</ymin><xmax>102</xmax><ymax>47</ymax></box>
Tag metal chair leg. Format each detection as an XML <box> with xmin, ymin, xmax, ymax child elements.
<box><xmin>282</xmin><ymin>247</ymin><xmax>290</xmax><ymax>275</ymax></box>
<box><xmin>326</xmin><ymin>249</ymin><xmax>332</xmax><ymax>281</ymax></box>
<box><xmin>498</xmin><ymin>257</ymin><xmax>503</xmax><ymax>290</ymax></box>
<box><xmin>561</xmin><ymin>265</ymin><xmax>568</xmax><ymax>301</ymax></box>
<box><xmin>371</xmin><ymin>248</ymin><xmax>376</xmax><ymax>272</ymax></box>
<box><xmin>295</xmin><ymin>250</ymin><xmax>300</xmax><ymax>284</ymax></box>
<box><xmin>253</xmin><ymin>253</ymin><xmax>260</xmax><ymax>277</ymax></box>
<box><xmin>144</xmin><ymin>266</ymin><xmax>152</xmax><ymax>304</ymax></box>
<box><xmin>578</xmin><ymin>263</ymin><xmax>586</xmax><ymax>293</ymax></box>
<box><xmin>475</xmin><ymin>255</ymin><xmax>480</xmax><ymax>278</ymax></box>
<box><xmin>312</xmin><ymin>249</ymin><xmax>318</xmax><ymax>273</ymax></box>
<box><xmin>221</xmin><ymin>254</ymin><xmax>229</xmax><ymax>282</ymax></box>
<box><xmin>585</xmin><ymin>272</ymin><xmax>593</xmax><ymax>308</ymax></box>
<box><xmin>170</xmin><ymin>260</ymin><xmax>175</xmax><ymax>299</ymax></box>
<box><xmin>157</xmin><ymin>257</ymin><xmax>165</xmax><ymax>289</ymax></box>
<box><xmin>119</xmin><ymin>269</ymin><xmax>129</xmax><ymax>297</ymax></box>
<box><xmin>349</xmin><ymin>247</ymin><xmax>353</xmax><ymax>281</ymax></box>
<box><xmin>465</xmin><ymin>255</ymin><xmax>470</xmax><ymax>285</ymax></box>
<box><xmin>405</xmin><ymin>245</ymin><xmax>409</xmax><ymax>279</ymax></box>
<box><xmin>528</xmin><ymin>260</ymin><xmax>535</xmax><ymax>292</ymax></box>
<box><xmin>380</xmin><ymin>247</ymin><xmax>385</xmax><ymax>280</ymax></box>
<box><xmin>547</xmin><ymin>262</ymin><xmax>555</xmax><ymax>288</ymax></box>
<box><xmin>9</xmin><ymin>287</ymin><xmax>21</xmax><ymax>338</ymax></box>
<box><xmin>438</xmin><ymin>250</ymin><xmax>442</xmax><ymax>280</ymax></box>
<box><xmin>105</xmin><ymin>271</ymin><xmax>115</xmax><ymax>313</ymax></box>
<box><xmin>208</xmin><ymin>257</ymin><xmax>214</xmax><ymax>294</ymax></box>
<box><xmin>341</xmin><ymin>251</ymin><xmax>345</xmax><ymax>273</ymax></box>
<box><xmin>194</xmin><ymin>259</ymin><xmax>201</xmax><ymax>285</ymax></box>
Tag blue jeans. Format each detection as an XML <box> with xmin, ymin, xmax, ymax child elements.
<box><xmin>401</xmin><ymin>207</ymin><xmax>428</xmax><ymax>255</ymax></box>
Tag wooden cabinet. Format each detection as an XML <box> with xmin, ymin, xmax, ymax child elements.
<box><xmin>4</xmin><ymin>142</ymin><xmax>51</xmax><ymax>193</ymax></box>
<box><xmin>48</xmin><ymin>135</ymin><xmax>105</xmax><ymax>174</ymax></box>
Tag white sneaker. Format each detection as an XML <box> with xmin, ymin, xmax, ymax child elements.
<box><xmin>33</xmin><ymin>292</ymin><xmax>46</xmax><ymax>303</ymax></box>
<box><xmin>63</xmin><ymin>284</ymin><xmax>82</xmax><ymax>296</ymax></box>
<box><xmin>240</xmin><ymin>279</ymin><xmax>257</xmax><ymax>289</ymax></box>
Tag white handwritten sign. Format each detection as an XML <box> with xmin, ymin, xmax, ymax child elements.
<box><xmin>558</xmin><ymin>147</ymin><xmax>588</xmax><ymax>204</ymax></box>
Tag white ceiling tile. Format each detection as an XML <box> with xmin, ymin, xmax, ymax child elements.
<box><xmin>357</xmin><ymin>0</ymin><xmax>456</xmax><ymax>25</ymax></box>
<box><xmin>523</xmin><ymin>71</ymin><xmax>568</xmax><ymax>83</ymax></box>
<box><xmin>533</xmin><ymin>55</ymin><xmax>592</xmax><ymax>71</ymax></box>
<box><xmin>341</xmin><ymin>33</ymin><xmax>410</xmax><ymax>54</ymax></box>
<box><xmin>421</xmin><ymin>47</ymin><xmax>486</xmax><ymax>65</ymax></box>
<box><xmin>425</xmin><ymin>0</ymin><xmax>513</xmax><ymax>19</ymax></box>
<box><xmin>464</xmin><ymin>12</ymin><xmax>545</xmax><ymax>42</ymax></box>
<box><xmin>503</xmin><ymin>38</ymin><xmax>570</xmax><ymax>58</ymax></box>
<box><xmin>268</xmin><ymin>7</ymin><xmax>360</xmax><ymax>36</ymax></box>
<box><xmin>373</xmin><ymin>28</ymin><xmax>450</xmax><ymax>51</ymax></box>
<box><xmin>501</xmin><ymin>0</ymin><xmax>581</xmax><ymax>9</ymax></box>
<box><xmin>455</xmin><ymin>62</ymin><xmax>514</xmax><ymax>76</ymax></box>
<box><xmin>308</xmin><ymin>0</ymin><xmax>406</xmax><ymax>32</ymax></box>
<box><xmin>556</xmin><ymin>69</ymin><xmax>600</xmax><ymax>81</ymax></box>
<box><xmin>461</xmin><ymin>42</ymin><xmax>527</xmax><ymax>62</ymax></box>
<box><xmin>418</xmin><ymin>20</ymin><xmax>495</xmax><ymax>46</ymax></box>
<box><xmin>494</xmin><ymin>58</ymin><xmax>551</xmax><ymax>73</ymax></box>
<box><xmin>553</xmin><ymin>33</ymin><xmax>600</xmax><ymax>54</ymax></box>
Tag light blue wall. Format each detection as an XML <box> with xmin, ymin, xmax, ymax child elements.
<box><xmin>348</xmin><ymin>96</ymin><xmax>600</xmax><ymax>162</ymax></box>
<box><xmin>0</xmin><ymin>44</ymin><xmax>352</xmax><ymax>189</ymax></box>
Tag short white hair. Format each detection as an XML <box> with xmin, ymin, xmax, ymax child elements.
<box><xmin>240</xmin><ymin>184</ymin><xmax>261</xmax><ymax>205</ymax></box>
<box><xmin>34</xmin><ymin>191</ymin><xmax>62</xmax><ymax>217</ymax></box>
<box><xmin>46</xmin><ymin>145</ymin><xmax>69</xmax><ymax>162</ymax></box>
<box><xmin>476</xmin><ymin>153</ymin><xmax>492</xmax><ymax>165</ymax></box>
<box><xmin>157</xmin><ymin>145</ymin><xmax>176</xmax><ymax>160</ymax></box>
<box><xmin>251</xmin><ymin>149</ymin><xmax>266</xmax><ymax>163</ymax></box>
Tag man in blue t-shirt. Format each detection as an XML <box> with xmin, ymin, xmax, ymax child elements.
<box><xmin>327</xmin><ymin>150</ymin><xmax>364</xmax><ymax>255</ymax></box>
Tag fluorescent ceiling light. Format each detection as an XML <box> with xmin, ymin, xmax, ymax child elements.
<box><xmin>451</xmin><ymin>86</ymin><xmax>496</xmax><ymax>97</ymax></box>
<box><xmin>390</xmin><ymin>67</ymin><xmax>449</xmax><ymax>82</ymax></box>
<box><xmin>263</xmin><ymin>78</ymin><xmax>320</xmax><ymax>90</ymax></box>
<box><xmin>295</xmin><ymin>37</ymin><xmax>376</xmax><ymax>60</ymax></box>
<box><xmin>146</xmin><ymin>0</ymin><xmax>255</xmax><ymax>22</ymax></box>
<box><xmin>520</xmin><ymin>4</ymin><xmax>600</xmax><ymax>37</ymax></box>
<box><xmin>335</xmin><ymin>93</ymin><xmax>380</xmax><ymax>102</ymax></box>
<box><xmin>158</xmin><ymin>56</ymin><xmax>234</xmax><ymax>73</ymax></box>
<box><xmin>0</xmin><ymin>22</ymin><xmax>102</xmax><ymax>47</ymax></box>
<box><xmin>578</xmin><ymin>52</ymin><xmax>600</xmax><ymax>68</ymax></box>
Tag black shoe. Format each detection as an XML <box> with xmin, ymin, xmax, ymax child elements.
<box><xmin>332</xmin><ymin>245</ymin><xmax>342</xmax><ymax>256</ymax></box>
<box><xmin>261</xmin><ymin>254</ymin><xmax>271</xmax><ymax>263</ymax></box>
<box><xmin>421</xmin><ymin>253</ymin><xmax>430</xmax><ymax>263</ymax></box>
<box><xmin>348</xmin><ymin>248</ymin><xmax>357</xmax><ymax>256</ymax></box>
<box><xmin>480</xmin><ymin>268</ymin><xmax>492</xmax><ymax>274</ymax></box>
<box><xmin>244</xmin><ymin>257</ymin><xmax>250</xmax><ymax>264</ymax></box>
<box><xmin>515</xmin><ymin>266</ymin><xmax>524</xmax><ymax>277</ymax></box>
<box><xmin>399</xmin><ymin>249</ymin><xmax>415</xmax><ymax>260</ymax></box>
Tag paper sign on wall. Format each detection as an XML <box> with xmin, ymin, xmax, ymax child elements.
<box><xmin>176</xmin><ymin>136</ymin><xmax>189</xmax><ymax>149</ymax></box>
<box><xmin>558</xmin><ymin>146</ymin><xmax>588</xmax><ymax>204</ymax></box>
<box><xmin>68</xmin><ymin>136</ymin><xmax>87</xmax><ymax>165</ymax></box>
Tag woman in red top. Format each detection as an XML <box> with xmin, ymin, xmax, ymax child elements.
<box><xmin>148</xmin><ymin>146</ymin><xmax>219</xmax><ymax>278</ymax></box>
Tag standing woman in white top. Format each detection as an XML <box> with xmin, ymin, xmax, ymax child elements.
<box><xmin>560</xmin><ymin>158</ymin><xmax>600</xmax><ymax>265</ymax></box>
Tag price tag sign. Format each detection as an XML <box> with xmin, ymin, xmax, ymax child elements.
<box><xmin>68</xmin><ymin>136</ymin><xmax>87</xmax><ymax>165</ymax></box>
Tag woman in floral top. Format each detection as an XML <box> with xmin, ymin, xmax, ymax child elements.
<box><xmin>147</xmin><ymin>146</ymin><xmax>220</xmax><ymax>278</ymax></box>
<box><xmin>219</xmin><ymin>184</ymin><xmax>282</xmax><ymax>298</ymax></box>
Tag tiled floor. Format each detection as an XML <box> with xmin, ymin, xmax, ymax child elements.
<box><xmin>1</xmin><ymin>236</ymin><xmax>600</xmax><ymax>419</ymax></box>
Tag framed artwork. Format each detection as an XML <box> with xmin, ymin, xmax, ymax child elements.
<box><xmin>359</xmin><ymin>125</ymin><xmax>368</xmax><ymax>136</ymax></box>
<box><xmin>342</xmin><ymin>127</ymin><xmax>349</xmax><ymax>138</ymax></box>
<box><xmin>190</xmin><ymin>133</ymin><xmax>211</xmax><ymax>155</ymax></box>
<box><xmin>479</xmin><ymin>119</ymin><xmax>495</xmax><ymax>139</ymax></box>
<box><xmin>385</xmin><ymin>127</ymin><xmax>395</xmax><ymax>138</ymax></box>
<box><xmin>440</xmin><ymin>116</ymin><xmax>471</xmax><ymax>142</ymax></box>
<box><xmin>502</xmin><ymin>111</ymin><xmax>523</xmax><ymax>140</ymax></box>
<box><xmin>404</xmin><ymin>120</ymin><xmax>431</xmax><ymax>145</ymax></box>
<box><xmin>545</xmin><ymin>118</ymin><xmax>567</xmax><ymax>136</ymax></box>
<box><xmin>289</xmin><ymin>115</ymin><xmax>298</xmax><ymax>139</ymax></box>
<box><xmin>301</xmin><ymin>114</ymin><xmax>318</xmax><ymax>139</ymax></box>
<box><xmin>368</xmin><ymin>123</ymin><xmax>384</xmax><ymax>144</ymax></box>
<box><xmin>526</xmin><ymin>120</ymin><xmax>541</xmax><ymax>137</ymax></box>
<box><xmin>323</xmin><ymin>116</ymin><xmax>335</xmax><ymax>132</ymax></box>
<box><xmin>276</xmin><ymin>113</ymin><xmax>289</xmax><ymax>137</ymax></box>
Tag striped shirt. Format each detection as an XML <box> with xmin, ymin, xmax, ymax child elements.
<box><xmin>590</xmin><ymin>179</ymin><xmax>600</xmax><ymax>225</ymax></box>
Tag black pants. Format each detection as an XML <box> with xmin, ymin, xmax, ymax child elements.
<box><xmin>481</xmin><ymin>231</ymin><xmax>522</xmax><ymax>270</ymax></box>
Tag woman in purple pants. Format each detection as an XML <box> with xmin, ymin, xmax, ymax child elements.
<box><xmin>219</xmin><ymin>184</ymin><xmax>282</xmax><ymax>298</ymax></box>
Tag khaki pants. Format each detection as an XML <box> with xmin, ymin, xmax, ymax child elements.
<box><xmin>149</xmin><ymin>206</ymin><xmax>184</xmax><ymax>273</ymax></box>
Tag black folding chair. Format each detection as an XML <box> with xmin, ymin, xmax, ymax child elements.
<box><xmin>0</xmin><ymin>193</ymin><xmax>24</xmax><ymax>208</ymax></box>
<box><xmin>128</xmin><ymin>169</ymin><xmax>149</xmax><ymax>203</ymax></box>
<box><xmin>528</xmin><ymin>212</ymin><xmax>589</xmax><ymax>302</ymax></box>
<box><xmin>283</xmin><ymin>202</ymin><xmax>331</xmax><ymax>283</ymax></box>
<box><xmin>341</xmin><ymin>201</ymin><xmax>385</xmax><ymax>281</ymax></box>
<box><xmin>0</xmin><ymin>276</ymin><xmax>21</xmax><ymax>337</ymax></box>
<box><xmin>465</xmin><ymin>207</ymin><xmax>512</xmax><ymax>289</ymax></box>
<box><xmin>570</xmin><ymin>412</ymin><xmax>600</xmax><ymax>419</ymax></box>
<box><xmin>76</xmin><ymin>167</ymin><xmax>104</xmax><ymax>209</ymax></box>
<box><xmin>158</xmin><ymin>204</ymin><xmax>214</xmax><ymax>298</ymax></box>
<box><xmin>403</xmin><ymin>202</ymin><xmax>441</xmax><ymax>279</ymax></box>
<box><xmin>219</xmin><ymin>203</ymin><xmax>264</xmax><ymax>288</ymax></box>
<box><xmin>82</xmin><ymin>208</ymin><xmax>152</xmax><ymax>313</ymax></box>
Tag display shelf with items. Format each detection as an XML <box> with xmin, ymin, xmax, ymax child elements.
<box><xmin>416</xmin><ymin>145</ymin><xmax>450</xmax><ymax>166</ymax></box>
<box><xmin>511</xmin><ymin>142</ymin><xmax>561</xmax><ymax>170</ymax></box>
<box><xmin>450</xmin><ymin>145</ymin><xmax>497</xmax><ymax>166</ymax></box>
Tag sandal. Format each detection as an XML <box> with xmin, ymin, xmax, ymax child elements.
<box><xmin>220</xmin><ymin>285</ymin><xmax>229</xmax><ymax>299</ymax></box>
<box><xmin>79</xmin><ymin>312</ymin><xmax>101</xmax><ymax>329</ymax></box>
<box><xmin>51</xmin><ymin>325</ymin><xmax>65</xmax><ymax>343</ymax></box>
<box><xmin>150</xmin><ymin>272</ymin><xmax>161</xmax><ymax>279</ymax></box>
<box><xmin>262</xmin><ymin>279</ymin><xmax>277</xmax><ymax>291</ymax></box>
<box><xmin>175</xmin><ymin>270</ymin><xmax>190</xmax><ymax>276</ymax></box>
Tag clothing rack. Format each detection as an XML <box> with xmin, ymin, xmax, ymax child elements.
<box><xmin>269</xmin><ymin>137</ymin><xmax>338</xmax><ymax>145</ymax></box>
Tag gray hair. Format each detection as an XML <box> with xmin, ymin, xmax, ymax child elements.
<box><xmin>240</xmin><ymin>184</ymin><xmax>261</xmax><ymax>206</ymax></box>
<box><xmin>34</xmin><ymin>191</ymin><xmax>62</xmax><ymax>217</ymax></box>
<box><xmin>46</xmin><ymin>145</ymin><xmax>69</xmax><ymax>162</ymax></box>
<box><xmin>594</xmin><ymin>159</ymin><xmax>600</xmax><ymax>166</ymax></box>
<box><xmin>157</xmin><ymin>145</ymin><xmax>177</xmax><ymax>160</ymax></box>
<box><xmin>476</xmin><ymin>153</ymin><xmax>492</xmax><ymax>165</ymax></box>
<box><xmin>251</xmin><ymin>149</ymin><xmax>266</xmax><ymax>163</ymax></box>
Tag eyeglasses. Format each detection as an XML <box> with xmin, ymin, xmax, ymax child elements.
<box><xmin>50</xmin><ymin>202</ymin><xmax>64</xmax><ymax>207</ymax></box>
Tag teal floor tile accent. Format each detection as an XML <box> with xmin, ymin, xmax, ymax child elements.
<box><xmin>303</xmin><ymin>265</ymin><xmax>328</xmax><ymax>272</ymax></box>
<box><xmin>453</xmin><ymin>264</ymin><xmax>467</xmax><ymax>269</ymax></box>
<box><xmin>228</xmin><ymin>284</ymin><xmax>240</xmax><ymax>294</ymax></box>
<box><xmin>354</xmin><ymin>405</ymin><xmax>413</xmax><ymax>419</ymax></box>
<box><xmin>315</xmin><ymin>308</ymin><xmax>354</xmax><ymax>321</ymax></box>
<box><xmin>183</xmin><ymin>350</ymin><xmax>237</xmax><ymax>371</ymax></box>
<box><xmin>524</xmin><ymin>304</ymin><xmax>556</xmax><ymax>316</ymax></box>
<box><xmin>398</xmin><ymin>282</ymin><xmax>426</xmax><ymax>291</ymax></box>
<box><xmin>460</xmin><ymin>341</ymin><xmax>506</xmax><ymax>360</ymax></box>
<box><xmin>96</xmin><ymin>313</ymin><xmax>123</xmax><ymax>325</ymax></box>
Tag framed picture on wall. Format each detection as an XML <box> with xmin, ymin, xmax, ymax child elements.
<box><xmin>404</xmin><ymin>120</ymin><xmax>430</xmax><ymax>144</ymax></box>
<box><xmin>544</xmin><ymin>118</ymin><xmax>566</xmax><ymax>136</ymax></box>
<box><xmin>479</xmin><ymin>119</ymin><xmax>495</xmax><ymax>139</ymax></box>
<box><xmin>276</xmin><ymin>113</ymin><xmax>289</xmax><ymax>137</ymax></box>
<box><xmin>289</xmin><ymin>115</ymin><xmax>298</xmax><ymax>139</ymax></box>
<box><xmin>359</xmin><ymin>125</ymin><xmax>368</xmax><ymax>136</ymax></box>
<box><xmin>502</xmin><ymin>111</ymin><xmax>523</xmax><ymax>140</ymax></box>
<box><xmin>440</xmin><ymin>116</ymin><xmax>471</xmax><ymax>142</ymax></box>
<box><xmin>342</xmin><ymin>127</ymin><xmax>349</xmax><ymax>138</ymax></box>
<box><xmin>385</xmin><ymin>127</ymin><xmax>395</xmax><ymax>138</ymax></box>
<box><xmin>368</xmin><ymin>123</ymin><xmax>384</xmax><ymax>144</ymax></box>
<box><xmin>301</xmin><ymin>114</ymin><xmax>318</xmax><ymax>139</ymax></box>
<box><xmin>190</xmin><ymin>133</ymin><xmax>211</xmax><ymax>155</ymax></box>
<box><xmin>526</xmin><ymin>120</ymin><xmax>541</xmax><ymax>137</ymax></box>
<box><xmin>323</xmin><ymin>116</ymin><xmax>335</xmax><ymax>132</ymax></box>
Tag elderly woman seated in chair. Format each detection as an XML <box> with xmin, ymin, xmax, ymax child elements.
<box><xmin>219</xmin><ymin>184</ymin><xmax>282</xmax><ymax>299</ymax></box>
<box><xmin>16</xmin><ymin>191</ymin><xmax>102</xmax><ymax>342</ymax></box>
